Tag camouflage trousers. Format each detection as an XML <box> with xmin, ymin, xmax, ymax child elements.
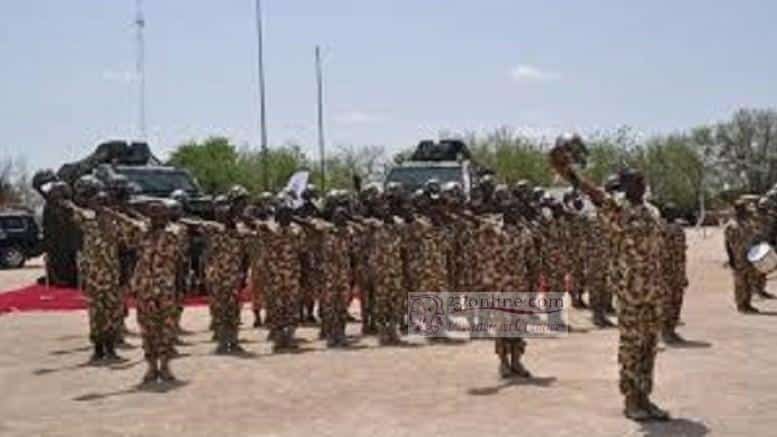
<box><xmin>661</xmin><ymin>282</ymin><xmax>686</xmax><ymax>333</ymax></box>
<box><xmin>733</xmin><ymin>266</ymin><xmax>759</xmax><ymax>309</ymax></box>
<box><xmin>137</xmin><ymin>289</ymin><xmax>177</xmax><ymax>361</ymax></box>
<box><xmin>495</xmin><ymin>337</ymin><xmax>526</xmax><ymax>359</ymax></box>
<box><xmin>585</xmin><ymin>266</ymin><xmax>609</xmax><ymax>315</ymax></box>
<box><xmin>617</xmin><ymin>302</ymin><xmax>660</xmax><ymax>397</ymax></box>
<box><xmin>209</xmin><ymin>284</ymin><xmax>242</xmax><ymax>344</ymax></box>
<box><xmin>86</xmin><ymin>285</ymin><xmax>123</xmax><ymax>345</ymax></box>
<box><xmin>264</xmin><ymin>280</ymin><xmax>300</xmax><ymax>333</ymax></box>
<box><xmin>320</xmin><ymin>284</ymin><xmax>350</xmax><ymax>343</ymax></box>
<box><xmin>373</xmin><ymin>279</ymin><xmax>404</xmax><ymax>340</ymax></box>
<box><xmin>750</xmin><ymin>270</ymin><xmax>767</xmax><ymax>297</ymax></box>
<box><xmin>250</xmin><ymin>268</ymin><xmax>265</xmax><ymax>314</ymax></box>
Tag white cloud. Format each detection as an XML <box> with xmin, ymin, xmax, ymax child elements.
<box><xmin>510</xmin><ymin>65</ymin><xmax>560</xmax><ymax>82</ymax></box>
<box><xmin>334</xmin><ymin>111</ymin><xmax>384</xmax><ymax>125</ymax></box>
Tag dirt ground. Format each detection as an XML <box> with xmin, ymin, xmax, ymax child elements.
<box><xmin>1</xmin><ymin>227</ymin><xmax>776</xmax><ymax>437</ymax></box>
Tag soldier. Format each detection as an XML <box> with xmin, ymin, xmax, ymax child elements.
<box><xmin>169</xmin><ymin>189</ymin><xmax>193</xmax><ymax>335</ymax></box>
<box><xmin>354</xmin><ymin>183</ymin><xmax>383</xmax><ymax>335</ymax></box>
<box><xmin>724</xmin><ymin>197</ymin><xmax>761</xmax><ymax>313</ymax></box>
<box><xmin>59</xmin><ymin>177</ymin><xmax>137</xmax><ymax>363</ymax></box>
<box><xmin>551</xmin><ymin>134</ymin><xmax>670</xmax><ymax>421</ymax></box>
<box><xmin>246</xmin><ymin>191</ymin><xmax>275</xmax><ymax>328</ymax></box>
<box><xmin>496</xmin><ymin>191</ymin><xmax>533</xmax><ymax>378</ymax></box>
<box><xmin>587</xmin><ymin>212</ymin><xmax>616</xmax><ymax>328</ymax></box>
<box><xmin>369</xmin><ymin>195</ymin><xmax>405</xmax><ymax>345</ymax></box>
<box><xmin>563</xmin><ymin>190</ymin><xmax>588</xmax><ymax>309</ymax></box>
<box><xmin>297</xmin><ymin>184</ymin><xmax>324</xmax><ymax>324</ymax></box>
<box><xmin>107</xmin><ymin>175</ymin><xmax>142</xmax><ymax>344</ymax></box>
<box><xmin>260</xmin><ymin>202</ymin><xmax>304</xmax><ymax>351</ymax></box>
<box><xmin>319</xmin><ymin>207</ymin><xmax>355</xmax><ymax>347</ymax></box>
<box><xmin>199</xmin><ymin>186</ymin><xmax>251</xmax><ymax>354</ymax></box>
<box><xmin>109</xmin><ymin>200</ymin><xmax>183</xmax><ymax>384</ymax></box>
<box><xmin>661</xmin><ymin>218</ymin><xmax>689</xmax><ymax>343</ymax></box>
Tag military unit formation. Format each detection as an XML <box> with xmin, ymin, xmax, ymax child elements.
<box><xmin>30</xmin><ymin>133</ymin><xmax>774</xmax><ymax>423</ymax></box>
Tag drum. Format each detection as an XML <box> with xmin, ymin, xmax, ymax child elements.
<box><xmin>747</xmin><ymin>242</ymin><xmax>777</xmax><ymax>274</ymax></box>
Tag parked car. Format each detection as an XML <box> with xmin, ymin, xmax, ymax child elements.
<box><xmin>0</xmin><ymin>209</ymin><xmax>44</xmax><ymax>269</ymax></box>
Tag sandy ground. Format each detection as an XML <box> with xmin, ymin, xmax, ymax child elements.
<box><xmin>0</xmin><ymin>257</ymin><xmax>45</xmax><ymax>291</ymax></box>
<box><xmin>1</xmin><ymin>227</ymin><xmax>776</xmax><ymax>437</ymax></box>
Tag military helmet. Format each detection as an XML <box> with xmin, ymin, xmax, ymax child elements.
<box><xmin>170</xmin><ymin>189</ymin><xmax>189</xmax><ymax>204</ymax></box>
<box><xmin>604</xmin><ymin>174</ymin><xmax>621</xmax><ymax>193</ymax></box>
<box><xmin>424</xmin><ymin>179</ymin><xmax>442</xmax><ymax>196</ymax></box>
<box><xmin>226</xmin><ymin>185</ymin><xmax>249</xmax><ymax>203</ymax></box>
<box><xmin>302</xmin><ymin>184</ymin><xmax>319</xmax><ymax>201</ymax></box>
<box><xmin>480</xmin><ymin>174</ymin><xmax>496</xmax><ymax>188</ymax></box>
<box><xmin>73</xmin><ymin>175</ymin><xmax>104</xmax><ymax>198</ymax></box>
<box><xmin>532</xmin><ymin>186</ymin><xmax>546</xmax><ymax>202</ymax></box>
<box><xmin>385</xmin><ymin>181</ymin><xmax>404</xmax><ymax>195</ymax></box>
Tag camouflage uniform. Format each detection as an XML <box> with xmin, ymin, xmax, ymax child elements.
<box><xmin>248</xmin><ymin>224</ymin><xmax>269</xmax><ymax>325</ymax></box>
<box><xmin>300</xmin><ymin>225</ymin><xmax>325</xmax><ymax>321</ymax></box>
<box><xmin>202</xmin><ymin>224</ymin><xmax>249</xmax><ymax>347</ymax></box>
<box><xmin>352</xmin><ymin>223</ymin><xmax>377</xmax><ymax>334</ymax></box>
<box><xmin>172</xmin><ymin>223</ymin><xmax>191</xmax><ymax>330</ymax></box>
<box><xmin>320</xmin><ymin>224</ymin><xmax>354</xmax><ymax>345</ymax></box>
<box><xmin>585</xmin><ymin>216</ymin><xmax>612</xmax><ymax>316</ymax></box>
<box><xmin>418</xmin><ymin>225</ymin><xmax>449</xmax><ymax>293</ymax></box>
<box><xmin>260</xmin><ymin>223</ymin><xmax>304</xmax><ymax>344</ymax></box>
<box><xmin>661</xmin><ymin>222</ymin><xmax>688</xmax><ymax>333</ymax></box>
<box><xmin>401</xmin><ymin>217</ymin><xmax>429</xmax><ymax>294</ymax></box>
<box><xmin>70</xmin><ymin>205</ymin><xmax>136</xmax><ymax>349</ymax></box>
<box><xmin>538</xmin><ymin>217</ymin><xmax>565</xmax><ymax>293</ymax></box>
<box><xmin>566</xmin><ymin>213</ymin><xmax>588</xmax><ymax>303</ymax></box>
<box><xmin>369</xmin><ymin>219</ymin><xmax>404</xmax><ymax>343</ymax></box>
<box><xmin>449</xmin><ymin>220</ymin><xmax>476</xmax><ymax>292</ymax></box>
<box><xmin>724</xmin><ymin>217</ymin><xmax>760</xmax><ymax>310</ymax></box>
<box><xmin>130</xmin><ymin>222</ymin><xmax>183</xmax><ymax>369</ymax></box>
<box><xmin>471</xmin><ymin>219</ymin><xmax>503</xmax><ymax>291</ymax></box>
<box><xmin>495</xmin><ymin>223</ymin><xmax>532</xmax><ymax>372</ymax></box>
<box><xmin>598</xmin><ymin>197</ymin><xmax>664</xmax><ymax>400</ymax></box>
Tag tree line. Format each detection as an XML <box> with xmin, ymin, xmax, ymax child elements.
<box><xmin>168</xmin><ymin>107</ymin><xmax>777</xmax><ymax>214</ymax></box>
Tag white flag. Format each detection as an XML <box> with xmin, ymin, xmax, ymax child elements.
<box><xmin>284</xmin><ymin>170</ymin><xmax>309</xmax><ymax>208</ymax></box>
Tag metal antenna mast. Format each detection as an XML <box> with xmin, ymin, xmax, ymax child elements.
<box><xmin>315</xmin><ymin>45</ymin><xmax>326</xmax><ymax>190</ymax></box>
<box><xmin>135</xmin><ymin>0</ymin><xmax>146</xmax><ymax>140</ymax></box>
<box><xmin>256</xmin><ymin>0</ymin><xmax>269</xmax><ymax>190</ymax></box>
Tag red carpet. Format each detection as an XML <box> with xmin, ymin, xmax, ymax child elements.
<box><xmin>0</xmin><ymin>284</ymin><xmax>248</xmax><ymax>315</ymax></box>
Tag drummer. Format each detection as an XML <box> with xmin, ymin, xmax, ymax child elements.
<box><xmin>725</xmin><ymin>196</ymin><xmax>765</xmax><ymax>313</ymax></box>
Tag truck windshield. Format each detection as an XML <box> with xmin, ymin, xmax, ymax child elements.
<box><xmin>385</xmin><ymin>166</ymin><xmax>462</xmax><ymax>191</ymax></box>
<box><xmin>117</xmin><ymin>168</ymin><xmax>198</xmax><ymax>196</ymax></box>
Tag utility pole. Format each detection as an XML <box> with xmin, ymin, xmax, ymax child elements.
<box><xmin>315</xmin><ymin>45</ymin><xmax>326</xmax><ymax>190</ymax></box>
<box><xmin>255</xmin><ymin>0</ymin><xmax>270</xmax><ymax>190</ymax></box>
<box><xmin>135</xmin><ymin>0</ymin><xmax>146</xmax><ymax>139</ymax></box>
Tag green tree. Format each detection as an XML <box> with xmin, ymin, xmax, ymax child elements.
<box><xmin>168</xmin><ymin>136</ymin><xmax>242</xmax><ymax>194</ymax></box>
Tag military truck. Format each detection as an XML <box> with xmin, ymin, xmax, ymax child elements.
<box><xmin>0</xmin><ymin>208</ymin><xmax>44</xmax><ymax>269</ymax></box>
<box><xmin>384</xmin><ymin>139</ymin><xmax>486</xmax><ymax>195</ymax></box>
<box><xmin>35</xmin><ymin>140</ymin><xmax>211</xmax><ymax>287</ymax></box>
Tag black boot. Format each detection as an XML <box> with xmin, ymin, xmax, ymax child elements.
<box><xmin>661</xmin><ymin>330</ymin><xmax>685</xmax><ymax>345</ymax></box>
<box><xmin>104</xmin><ymin>340</ymin><xmax>122</xmax><ymax>362</ymax></box>
<box><xmin>89</xmin><ymin>342</ymin><xmax>105</xmax><ymax>363</ymax></box>
<box><xmin>142</xmin><ymin>359</ymin><xmax>159</xmax><ymax>385</ymax></box>
<box><xmin>253</xmin><ymin>310</ymin><xmax>262</xmax><ymax>328</ymax></box>
<box><xmin>640</xmin><ymin>394</ymin><xmax>670</xmax><ymax>421</ymax></box>
<box><xmin>623</xmin><ymin>394</ymin><xmax>651</xmax><ymax>421</ymax></box>
<box><xmin>593</xmin><ymin>312</ymin><xmax>616</xmax><ymax>328</ymax></box>
<box><xmin>159</xmin><ymin>359</ymin><xmax>177</xmax><ymax>382</ymax></box>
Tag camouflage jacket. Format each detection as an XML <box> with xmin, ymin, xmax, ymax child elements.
<box><xmin>598</xmin><ymin>197</ymin><xmax>663</xmax><ymax>305</ymax></box>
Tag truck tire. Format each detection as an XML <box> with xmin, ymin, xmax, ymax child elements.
<box><xmin>1</xmin><ymin>246</ymin><xmax>27</xmax><ymax>269</ymax></box>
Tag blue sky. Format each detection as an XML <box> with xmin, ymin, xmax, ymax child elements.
<box><xmin>2</xmin><ymin>0</ymin><xmax>776</xmax><ymax>170</ymax></box>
